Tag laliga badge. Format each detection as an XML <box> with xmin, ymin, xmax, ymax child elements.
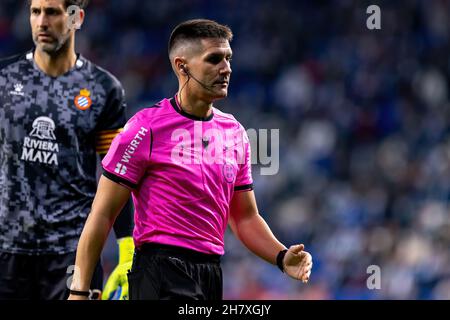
<box><xmin>74</xmin><ymin>88</ymin><xmax>92</xmax><ymax>110</ymax></box>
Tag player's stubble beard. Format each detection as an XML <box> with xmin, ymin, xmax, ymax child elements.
<box><xmin>33</xmin><ymin>28</ymin><xmax>73</xmax><ymax>57</ymax></box>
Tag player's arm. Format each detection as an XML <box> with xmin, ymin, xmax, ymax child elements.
<box><xmin>96</xmin><ymin>77</ymin><xmax>134</xmax><ymax>240</ymax></box>
<box><xmin>68</xmin><ymin>175</ymin><xmax>131</xmax><ymax>300</ymax></box>
<box><xmin>228</xmin><ymin>190</ymin><xmax>312</xmax><ymax>282</ymax></box>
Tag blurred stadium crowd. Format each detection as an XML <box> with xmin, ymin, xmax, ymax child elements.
<box><xmin>1</xmin><ymin>0</ymin><xmax>449</xmax><ymax>299</ymax></box>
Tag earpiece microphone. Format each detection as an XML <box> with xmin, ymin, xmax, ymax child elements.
<box><xmin>180</xmin><ymin>64</ymin><xmax>216</xmax><ymax>92</ymax></box>
<box><xmin>180</xmin><ymin>64</ymin><xmax>188</xmax><ymax>75</ymax></box>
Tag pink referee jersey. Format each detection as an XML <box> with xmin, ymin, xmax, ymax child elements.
<box><xmin>102</xmin><ymin>95</ymin><xmax>253</xmax><ymax>255</ymax></box>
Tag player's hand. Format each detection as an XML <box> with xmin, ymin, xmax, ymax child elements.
<box><xmin>102</xmin><ymin>237</ymin><xmax>134</xmax><ymax>300</ymax></box>
<box><xmin>102</xmin><ymin>261</ymin><xmax>131</xmax><ymax>300</ymax></box>
<box><xmin>283</xmin><ymin>244</ymin><xmax>313</xmax><ymax>283</ymax></box>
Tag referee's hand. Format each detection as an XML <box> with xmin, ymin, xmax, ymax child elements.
<box><xmin>283</xmin><ymin>244</ymin><xmax>313</xmax><ymax>283</ymax></box>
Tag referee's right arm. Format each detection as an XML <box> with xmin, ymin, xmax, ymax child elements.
<box><xmin>68</xmin><ymin>176</ymin><xmax>131</xmax><ymax>300</ymax></box>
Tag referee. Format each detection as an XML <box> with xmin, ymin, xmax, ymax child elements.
<box><xmin>69</xmin><ymin>19</ymin><xmax>312</xmax><ymax>300</ymax></box>
<box><xmin>0</xmin><ymin>0</ymin><xmax>133</xmax><ymax>299</ymax></box>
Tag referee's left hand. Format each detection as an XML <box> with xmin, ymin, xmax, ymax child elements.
<box><xmin>283</xmin><ymin>244</ymin><xmax>313</xmax><ymax>283</ymax></box>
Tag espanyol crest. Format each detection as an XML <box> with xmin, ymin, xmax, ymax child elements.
<box><xmin>74</xmin><ymin>88</ymin><xmax>92</xmax><ymax>110</ymax></box>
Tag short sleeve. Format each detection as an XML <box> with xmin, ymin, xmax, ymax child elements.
<box><xmin>101</xmin><ymin>112</ymin><xmax>151</xmax><ymax>189</ymax></box>
<box><xmin>234</xmin><ymin>128</ymin><xmax>253</xmax><ymax>192</ymax></box>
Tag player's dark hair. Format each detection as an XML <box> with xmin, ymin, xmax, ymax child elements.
<box><xmin>168</xmin><ymin>19</ymin><xmax>233</xmax><ymax>56</ymax></box>
<box><xmin>28</xmin><ymin>0</ymin><xmax>89</xmax><ymax>10</ymax></box>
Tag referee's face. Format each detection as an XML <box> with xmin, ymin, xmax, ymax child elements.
<box><xmin>30</xmin><ymin>0</ymin><xmax>74</xmax><ymax>54</ymax></box>
<box><xmin>188</xmin><ymin>38</ymin><xmax>233</xmax><ymax>101</ymax></box>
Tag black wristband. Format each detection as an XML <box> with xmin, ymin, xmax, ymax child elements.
<box><xmin>69</xmin><ymin>289</ymin><xmax>90</xmax><ymax>297</ymax></box>
<box><xmin>276</xmin><ymin>249</ymin><xmax>288</xmax><ymax>273</ymax></box>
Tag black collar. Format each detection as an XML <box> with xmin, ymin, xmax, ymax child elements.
<box><xmin>170</xmin><ymin>96</ymin><xmax>214</xmax><ymax>121</ymax></box>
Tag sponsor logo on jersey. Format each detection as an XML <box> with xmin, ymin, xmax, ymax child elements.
<box><xmin>115</xmin><ymin>126</ymin><xmax>148</xmax><ymax>176</ymax></box>
<box><xmin>74</xmin><ymin>88</ymin><xmax>92</xmax><ymax>110</ymax></box>
<box><xmin>9</xmin><ymin>83</ymin><xmax>25</xmax><ymax>96</ymax></box>
<box><xmin>21</xmin><ymin>116</ymin><xmax>59</xmax><ymax>166</ymax></box>
<box><xmin>115</xmin><ymin>163</ymin><xmax>127</xmax><ymax>175</ymax></box>
<box><xmin>29</xmin><ymin>116</ymin><xmax>57</xmax><ymax>140</ymax></box>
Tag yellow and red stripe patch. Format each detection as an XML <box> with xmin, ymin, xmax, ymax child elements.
<box><xmin>96</xmin><ymin>128</ymin><xmax>123</xmax><ymax>154</ymax></box>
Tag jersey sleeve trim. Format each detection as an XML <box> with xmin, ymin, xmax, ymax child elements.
<box><xmin>102</xmin><ymin>170</ymin><xmax>138</xmax><ymax>189</ymax></box>
<box><xmin>234</xmin><ymin>183</ymin><xmax>254</xmax><ymax>192</ymax></box>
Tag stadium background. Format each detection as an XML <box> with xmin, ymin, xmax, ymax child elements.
<box><xmin>1</xmin><ymin>0</ymin><xmax>449</xmax><ymax>299</ymax></box>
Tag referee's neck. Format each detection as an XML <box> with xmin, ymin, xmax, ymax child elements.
<box><xmin>177</xmin><ymin>91</ymin><xmax>213</xmax><ymax>119</ymax></box>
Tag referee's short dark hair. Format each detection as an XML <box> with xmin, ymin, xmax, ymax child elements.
<box><xmin>168</xmin><ymin>19</ymin><xmax>233</xmax><ymax>56</ymax></box>
<box><xmin>28</xmin><ymin>0</ymin><xmax>90</xmax><ymax>9</ymax></box>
